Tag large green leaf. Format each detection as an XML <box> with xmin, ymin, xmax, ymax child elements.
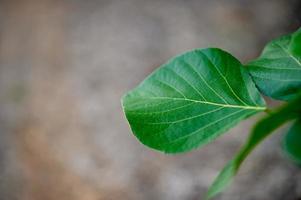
<box><xmin>283</xmin><ymin>119</ymin><xmax>301</xmax><ymax>165</ymax></box>
<box><xmin>247</xmin><ymin>28</ymin><xmax>301</xmax><ymax>101</ymax></box>
<box><xmin>122</xmin><ymin>48</ymin><xmax>266</xmax><ymax>153</ymax></box>
<box><xmin>207</xmin><ymin>93</ymin><xmax>301</xmax><ymax>199</ymax></box>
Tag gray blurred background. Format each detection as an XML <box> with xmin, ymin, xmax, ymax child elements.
<box><xmin>0</xmin><ymin>0</ymin><xmax>300</xmax><ymax>199</ymax></box>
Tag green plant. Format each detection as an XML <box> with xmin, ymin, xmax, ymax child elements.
<box><xmin>121</xmin><ymin>27</ymin><xmax>301</xmax><ymax>199</ymax></box>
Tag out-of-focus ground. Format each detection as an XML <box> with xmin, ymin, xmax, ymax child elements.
<box><xmin>0</xmin><ymin>0</ymin><xmax>300</xmax><ymax>199</ymax></box>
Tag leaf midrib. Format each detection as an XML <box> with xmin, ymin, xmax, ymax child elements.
<box><xmin>141</xmin><ymin>96</ymin><xmax>266</xmax><ymax>110</ymax></box>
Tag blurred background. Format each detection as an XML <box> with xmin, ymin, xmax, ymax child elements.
<box><xmin>0</xmin><ymin>0</ymin><xmax>300</xmax><ymax>199</ymax></box>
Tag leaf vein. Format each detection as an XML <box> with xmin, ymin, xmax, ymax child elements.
<box><xmin>274</xmin><ymin>42</ymin><xmax>301</xmax><ymax>67</ymax></box>
<box><xmin>137</xmin><ymin>107</ymin><xmax>224</xmax><ymax>125</ymax></box>
<box><xmin>183</xmin><ymin>54</ymin><xmax>228</xmax><ymax>104</ymax></box>
<box><xmin>200</xmin><ymin>51</ymin><xmax>249</xmax><ymax>106</ymax></box>
<box><xmin>143</xmin><ymin>96</ymin><xmax>265</xmax><ymax>110</ymax></box>
<box><xmin>165</xmin><ymin>109</ymin><xmax>247</xmax><ymax>145</ymax></box>
<box><xmin>127</xmin><ymin>102</ymin><xmax>195</xmax><ymax>115</ymax></box>
<box><xmin>164</xmin><ymin>67</ymin><xmax>207</xmax><ymax>101</ymax></box>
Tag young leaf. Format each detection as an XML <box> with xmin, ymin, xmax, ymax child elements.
<box><xmin>247</xmin><ymin>28</ymin><xmax>301</xmax><ymax>101</ymax></box>
<box><xmin>283</xmin><ymin>119</ymin><xmax>301</xmax><ymax>165</ymax></box>
<box><xmin>122</xmin><ymin>48</ymin><xmax>266</xmax><ymax>153</ymax></box>
<box><xmin>207</xmin><ymin>93</ymin><xmax>301</xmax><ymax>199</ymax></box>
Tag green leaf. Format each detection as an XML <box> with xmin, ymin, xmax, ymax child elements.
<box><xmin>207</xmin><ymin>93</ymin><xmax>301</xmax><ymax>199</ymax></box>
<box><xmin>122</xmin><ymin>48</ymin><xmax>266</xmax><ymax>153</ymax></box>
<box><xmin>290</xmin><ymin>28</ymin><xmax>301</xmax><ymax>57</ymax></box>
<box><xmin>247</xmin><ymin>28</ymin><xmax>301</xmax><ymax>101</ymax></box>
<box><xmin>283</xmin><ymin>119</ymin><xmax>301</xmax><ymax>165</ymax></box>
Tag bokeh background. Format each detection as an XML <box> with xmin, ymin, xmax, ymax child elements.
<box><xmin>0</xmin><ymin>0</ymin><xmax>300</xmax><ymax>199</ymax></box>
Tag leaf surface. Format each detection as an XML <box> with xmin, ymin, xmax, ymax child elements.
<box><xmin>207</xmin><ymin>93</ymin><xmax>301</xmax><ymax>199</ymax></box>
<box><xmin>283</xmin><ymin>119</ymin><xmax>301</xmax><ymax>165</ymax></box>
<box><xmin>290</xmin><ymin>28</ymin><xmax>301</xmax><ymax>56</ymax></box>
<box><xmin>122</xmin><ymin>48</ymin><xmax>265</xmax><ymax>153</ymax></box>
<box><xmin>247</xmin><ymin>28</ymin><xmax>301</xmax><ymax>100</ymax></box>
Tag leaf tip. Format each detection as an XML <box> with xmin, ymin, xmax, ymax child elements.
<box><xmin>205</xmin><ymin>160</ymin><xmax>236</xmax><ymax>199</ymax></box>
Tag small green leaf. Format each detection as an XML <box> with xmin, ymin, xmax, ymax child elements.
<box><xmin>283</xmin><ymin>119</ymin><xmax>301</xmax><ymax>165</ymax></box>
<box><xmin>122</xmin><ymin>48</ymin><xmax>266</xmax><ymax>153</ymax></box>
<box><xmin>207</xmin><ymin>93</ymin><xmax>301</xmax><ymax>199</ymax></box>
<box><xmin>247</xmin><ymin>28</ymin><xmax>301</xmax><ymax>101</ymax></box>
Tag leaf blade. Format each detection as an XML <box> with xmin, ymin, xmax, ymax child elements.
<box><xmin>122</xmin><ymin>48</ymin><xmax>265</xmax><ymax>153</ymax></box>
<box><xmin>283</xmin><ymin>119</ymin><xmax>301</xmax><ymax>165</ymax></box>
<box><xmin>247</xmin><ymin>28</ymin><xmax>301</xmax><ymax>100</ymax></box>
